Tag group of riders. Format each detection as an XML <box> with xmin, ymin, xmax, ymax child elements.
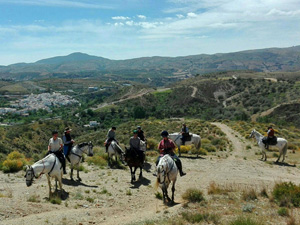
<box><xmin>46</xmin><ymin>123</ymin><xmax>276</xmax><ymax>178</ymax></box>
<box><xmin>46</xmin><ymin>124</ymin><xmax>189</xmax><ymax>177</ymax></box>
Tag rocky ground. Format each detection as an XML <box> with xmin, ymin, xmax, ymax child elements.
<box><xmin>1</xmin><ymin>123</ymin><xmax>300</xmax><ymax>225</ymax></box>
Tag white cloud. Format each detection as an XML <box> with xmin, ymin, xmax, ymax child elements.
<box><xmin>176</xmin><ymin>14</ymin><xmax>185</xmax><ymax>18</ymax></box>
<box><xmin>125</xmin><ymin>21</ymin><xmax>134</xmax><ymax>26</ymax></box>
<box><xmin>187</xmin><ymin>12</ymin><xmax>197</xmax><ymax>18</ymax></box>
<box><xmin>137</xmin><ymin>15</ymin><xmax>147</xmax><ymax>19</ymax></box>
<box><xmin>112</xmin><ymin>16</ymin><xmax>130</xmax><ymax>20</ymax></box>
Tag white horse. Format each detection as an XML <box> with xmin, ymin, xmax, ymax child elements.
<box><xmin>68</xmin><ymin>141</ymin><xmax>94</xmax><ymax>181</ymax></box>
<box><xmin>169</xmin><ymin>133</ymin><xmax>201</xmax><ymax>157</ymax></box>
<box><xmin>25</xmin><ymin>153</ymin><xmax>63</xmax><ymax>198</ymax></box>
<box><xmin>107</xmin><ymin>140</ymin><xmax>125</xmax><ymax>167</ymax></box>
<box><xmin>249</xmin><ymin>129</ymin><xmax>288</xmax><ymax>162</ymax></box>
<box><xmin>155</xmin><ymin>154</ymin><xmax>178</xmax><ymax>204</ymax></box>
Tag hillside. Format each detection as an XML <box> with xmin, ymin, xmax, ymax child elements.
<box><xmin>1</xmin><ymin>46</ymin><xmax>300</xmax><ymax>81</ymax></box>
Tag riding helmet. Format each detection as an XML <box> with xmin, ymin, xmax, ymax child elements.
<box><xmin>137</xmin><ymin>126</ymin><xmax>141</xmax><ymax>129</ymax></box>
<box><xmin>161</xmin><ymin>130</ymin><xmax>169</xmax><ymax>137</ymax></box>
<box><xmin>52</xmin><ymin>130</ymin><xmax>58</xmax><ymax>135</ymax></box>
<box><xmin>133</xmin><ymin>129</ymin><xmax>138</xmax><ymax>134</ymax></box>
<box><xmin>112</xmin><ymin>126</ymin><xmax>117</xmax><ymax>130</ymax></box>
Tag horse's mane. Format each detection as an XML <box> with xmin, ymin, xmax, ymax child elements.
<box><xmin>34</xmin><ymin>153</ymin><xmax>53</xmax><ymax>165</ymax></box>
<box><xmin>78</xmin><ymin>142</ymin><xmax>88</xmax><ymax>148</ymax></box>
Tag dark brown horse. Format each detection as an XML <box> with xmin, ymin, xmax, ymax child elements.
<box><xmin>125</xmin><ymin>145</ymin><xmax>145</xmax><ymax>183</ymax></box>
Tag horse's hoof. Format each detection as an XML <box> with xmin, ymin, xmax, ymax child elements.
<box><xmin>78</xmin><ymin>178</ymin><xmax>82</xmax><ymax>182</ymax></box>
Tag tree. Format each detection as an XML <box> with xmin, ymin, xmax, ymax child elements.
<box><xmin>133</xmin><ymin>106</ymin><xmax>146</xmax><ymax>119</ymax></box>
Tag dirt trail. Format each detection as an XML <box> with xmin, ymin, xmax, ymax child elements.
<box><xmin>1</xmin><ymin>123</ymin><xmax>300</xmax><ymax>225</ymax></box>
<box><xmin>190</xmin><ymin>86</ymin><xmax>197</xmax><ymax>98</ymax></box>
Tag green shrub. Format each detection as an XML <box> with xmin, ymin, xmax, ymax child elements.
<box><xmin>86</xmin><ymin>155</ymin><xmax>107</xmax><ymax>167</ymax></box>
<box><xmin>155</xmin><ymin>192</ymin><xmax>162</xmax><ymax>200</ymax></box>
<box><xmin>181</xmin><ymin>212</ymin><xmax>220</xmax><ymax>224</ymax></box>
<box><xmin>182</xmin><ymin>188</ymin><xmax>205</xmax><ymax>203</ymax></box>
<box><xmin>50</xmin><ymin>196</ymin><xmax>61</xmax><ymax>205</ymax></box>
<box><xmin>273</xmin><ymin>182</ymin><xmax>300</xmax><ymax>207</ymax></box>
<box><xmin>278</xmin><ymin>207</ymin><xmax>289</xmax><ymax>217</ymax></box>
<box><xmin>147</xmin><ymin>138</ymin><xmax>158</xmax><ymax>150</ymax></box>
<box><xmin>229</xmin><ymin>216</ymin><xmax>264</xmax><ymax>225</ymax></box>
<box><xmin>86</xmin><ymin>197</ymin><xmax>94</xmax><ymax>203</ymax></box>
<box><xmin>242</xmin><ymin>189</ymin><xmax>257</xmax><ymax>201</ymax></box>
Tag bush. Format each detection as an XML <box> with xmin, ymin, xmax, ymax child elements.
<box><xmin>272</xmin><ymin>182</ymin><xmax>300</xmax><ymax>207</ymax></box>
<box><xmin>147</xmin><ymin>138</ymin><xmax>158</xmax><ymax>150</ymax></box>
<box><xmin>182</xmin><ymin>188</ymin><xmax>205</xmax><ymax>203</ymax></box>
<box><xmin>2</xmin><ymin>151</ymin><xmax>27</xmax><ymax>173</ymax></box>
<box><xmin>278</xmin><ymin>207</ymin><xmax>289</xmax><ymax>217</ymax></box>
<box><xmin>86</xmin><ymin>155</ymin><xmax>107</xmax><ymax>167</ymax></box>
<box><xmin>242</xmin><ymin>189</ymin><xmax>257</xmax><ymax>201</ymax></box>
<box><xmin>229</xmin><ymin>216</ymin><xmax>264</xmax><ymax>225</ymax></box>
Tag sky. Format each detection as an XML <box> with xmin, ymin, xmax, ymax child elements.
<box><xmin>0</xmin><ymin>0</ymin><xmax>300</xmax><ymax>65</ymax></box>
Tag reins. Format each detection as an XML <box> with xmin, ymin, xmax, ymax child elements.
<box><xmin>158</xmin><ymin>156</ymin><xmax>175</xmax><ymax>185</ymax></box>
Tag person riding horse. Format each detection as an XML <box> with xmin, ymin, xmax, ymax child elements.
<box><xmin>137</xmin><ymin>126</ymin><xmax>145</xmax><ymax>141</ymax></box>
<box><xmin>63</xmin><ymin>127</ymin><xmax>75</xmax><ymax>162</ymax></box>
<box><xmin>105</xmin><ymin>126</ymin><xmax>118</xmax><ymax>152</ymax></box>
<box><xmin>129</xmin><ymin>130</ymin><xmax>145</xmax><ymax>162</ymax></box>
<box><xmin>265</xmin><ymin>126</ymin><xmax>275</xmax><ymax>149</ymax></box>
<box><xmin>48</xmin><ymin>130</ymin><xmax>67</xmax><ymax>174</ymax></box>
<box><xmin>156</xmin><ymin>130</ymin><xmax>186</xmax><ymax>177</ymax></box>
<box><xmin>180</xmin><ymin>123</ymin><xmax>189</xmax><ymax>145</ymax></box>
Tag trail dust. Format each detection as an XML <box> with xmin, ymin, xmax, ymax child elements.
<box><xmin>1</xmin><ymin>123</ymin><xmax>300</xmax><ymax>224</ymax></box>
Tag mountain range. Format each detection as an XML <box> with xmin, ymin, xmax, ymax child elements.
<box><xmin>1</xmin><ymin>45</ymin><xmax>300</xmax><ymax>80</ymax></box>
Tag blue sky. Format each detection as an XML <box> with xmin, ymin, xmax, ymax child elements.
<box><xmin>0</xmin><ymin>0</ymin><xmax>300</xmax><ymax>65</ymax></box>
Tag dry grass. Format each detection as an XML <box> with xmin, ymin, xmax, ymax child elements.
<box><xmin>208</xmin><ymin>182</ymin><xmax>233</xmax><ymax>195</ymax></box>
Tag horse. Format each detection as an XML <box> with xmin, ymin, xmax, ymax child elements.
<box><xmin>168</xmin><ymin>132</ymin><xmax>201</xmax><ymax>157</ymax></box>
<box><xmin>125</xmin><ymin>140</ymin><xmax>147</xmax><ymax>183</ymax></box>
<box><xmin>68</xmin><ymin>141</ymin><xmax>94</xmax><ymax>181</ymax></box>
<box><xmin>155</xmin><ymin>154</ymin><xmax>178</xmax><ymax>204</ymax></box>
<box><xmin>107</xmin><ymin>140</ymin><xmax>125</xmax><ymax>167</ymax></box>
<box><xmin>249</xmin><ymin>129</ymin><xmax>288</xmax><ymax>162</ymax></box>
<box><xmin>25</xmin><ymin>153</ymin><xmax>63</xmax><ymax>199</ymax></box>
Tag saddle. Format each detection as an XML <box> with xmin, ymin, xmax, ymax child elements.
<box><xmin>262</xmin><ymin>136</ymin><xmax>278</xmax><ymax>146</ymax></box>
<box><xmin>182</xmin><ymin>133</ymin><xmax>192</xmax><ymax>142</ymax></box>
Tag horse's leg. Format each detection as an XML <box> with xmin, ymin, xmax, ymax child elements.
<box><xmin>130</xmin><ymin>167</ymin><xmax>134</xmax><ymax>183</ymax></box>
<box><xmin>55</xmin><ymin>177</ymin><xmax>58</xmax><ymax>191</ymax></box>
<box><xmin>276</xmin><ymin>152</ymin><xmax>281</xmax><ymax>163</ymax></box>
<box><xmin>133</xmin><ymin>167</ymin><xmax>137</xmax><ymax>182</ymax></box>
<box><xmin>165</xmin><ymin>185</ymin><xmax>171</xmax><ymax>202</ymax></box>
<box><xmin>139</xmin><ymin>166</ymin><xmax>142</xmax><ymax>179</ymax></box>
<box><xmin>77</xmin><ymin>165</ymin><xmax>81</xmax><ymax>181</ymax></box>
<box><xmin>70</xmin><ymin>167</ymin><xmax>74</xmax><ymax>181</ymax></box>
<box><xmin>171</xmin><ymin>181</ymin><xmax>176</xmax><ymax>203</ymax></box>
<box><xmin>47</xmin><ymin>175</ymin><xmax>51</xmax><ymax>198</ymax></box>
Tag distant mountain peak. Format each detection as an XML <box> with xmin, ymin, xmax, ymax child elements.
<box><xmin>35</xmin><ymin>52</ymin><xmax>108</xmax><ymax>64</ymax></box>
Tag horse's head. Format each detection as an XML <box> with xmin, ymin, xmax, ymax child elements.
<box><xmin>78</xmin><ymin>142</ymin><xmax>94</xmax><ymax>157</ymax></box>
<box><xmin>24</xmin><ymin>165</ymin><xmax>35</xmax><ymax>187</ymax></box>
<box><xmin>249</xmin><ymin>129</ymin><xmax>256</xmax><ymax>138</ymax></box>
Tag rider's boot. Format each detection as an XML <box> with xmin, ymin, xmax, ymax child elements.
<box><xmin>176</xmin><ymin>160</ymin><xmax>186</xmax><ymax>177</ymax></box>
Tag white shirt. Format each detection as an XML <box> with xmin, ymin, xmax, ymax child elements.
<box><xmin>48</xmin><ymin>137</ymin><xmax>63</xmax><ymax>152</ymax></box>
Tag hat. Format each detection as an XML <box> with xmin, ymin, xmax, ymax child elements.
<box><xmin>52</xmin><ymin>130</ymin><xmax>58</xmax><ymax>135</ymax></box>
<box><xmin>65</xmin><ymin>127</ymin><xmax>72</xmax><ymax>132</ymax></box>
<box><xmin>133</xmin><ymin>130</ymin><xmax>138</xmax><ymax>134</ymax></box>
<box><xmin>161</xmin><ymin>130</ymin><xmax>169</xmax><ymax>137</ymax></box>
<box><xmin>137</xmin><ymin>126</ymin><xmax>141</xmax><ymax>129</ymax></box>
<box><xmin>112</xmin><ymin>126</ymin><xmax>117</xmax><ymax>130</ymax></box>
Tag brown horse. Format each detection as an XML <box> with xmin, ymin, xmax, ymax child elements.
<box><xmin>125</xmin><ymin>141</ymin><xmax>146</xmax><ymax>183</ymax></box>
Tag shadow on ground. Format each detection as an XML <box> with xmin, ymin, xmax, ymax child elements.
<box><xmin>62</xmin><ymin>178</ymin><xmax>98</xmax><ymax>188</ymax></box>
<box><xmin>274</xmin><ymin>161</ymin><xmax>296</xmax><ymax>167</ymax></box>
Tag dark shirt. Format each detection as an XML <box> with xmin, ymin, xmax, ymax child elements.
<box><xmin>137</xmin><ymin>130</ymin><xmax>145</xmax><ymax>141</ymax></box>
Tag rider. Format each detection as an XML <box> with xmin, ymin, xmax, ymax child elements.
<box><xmin>48</xmin><ymin>130</ymin><xmax>67</xmax><ymax>174</ymax></box>
<box><xmin>129</xmin><ymin>130</ymin><xmax>144</xmax><ymax>161</ymax></box>
<box><xmin>62</xmin><ymin>127</ymin><xmax>75</xmax><ymax>162</ymax></box>
<box><xmin>137</xmin><ymin>126</ymin><xmax>145</xmax><ymax>141</ymax></box>
<box><xmin>180</xmin><ymin>123</ymin><xmax>189</xmax><ymax>145</ymax></box>
<box><xmin>265</xmin><ymin>126</ymin><xmax>275</xmax><ymax>149</ymax></box>
<box><xmin>105</xmin><ymin>126</ymin><xmax>117</xmax><ymax>152</ymax></box>
<box><xmin>156</xmin><ymin>130</ymin><xmax>186</xmax><ymax>177</ymax></box>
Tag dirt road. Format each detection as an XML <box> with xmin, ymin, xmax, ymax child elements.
<box><xmin>1</xmin><ymin>123</ymin><xmax>300</xmax><ymax>225</ymax></box>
